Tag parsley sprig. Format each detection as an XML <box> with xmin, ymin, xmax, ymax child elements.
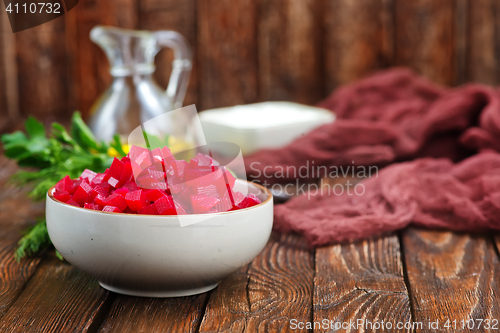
<box><xmin>1</xmin><ymin>112</ymin><xmax>125</xmax><ymax>261</ymax></box>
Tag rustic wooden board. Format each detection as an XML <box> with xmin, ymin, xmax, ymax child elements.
<box><xmin>454</xmin><ymin>0</ymin><xmax>468</xmax><ymax>85</ymax></box>
<box><xmin>199</xmin><ymin>233</ymin><xmax>314</xmax><ymax>333</ymax></box>
<box><xmin>197</xmin><ymin>0</ymin><xmax>258</xmax><ymax>110</ymax></box>
<box><xmin>0</xmin><ymin>157</ymin><xmax>47</xmax><ymax>318</ymax></box>
<box><xmin>314</xmin><ymin>234</ymin><xmax>411</xmax><ymax>333</ymax></box>
<box><xmin>0</xmin><ymin>232</ymin><xmax>44</xmax><ymax>319</ymax></box>
<box><xmin>403</xmin><ymin>228</ymin><xmax>500</xmax><ymax>332</ymax></box>
<box><xmin>97</xmin><ymin>293</ymin><xmax>208</xmax><ymax>333</ymax></box>
<box><xmin>198</xmin><ymin>266</ymin><xmax>249</xmax><ymax>333</ymax></box>
<box><xmin>245</xmin><ymin>233</ymin><xmax>314</xmax><ymax>332</ymax></box>
<box><xmin>395</xmin><ymin>0</ymin><xmax>455</xmax><ymax>86</ymax></box>
<box><xmin>15</xmin><ymin>17</ymin><xmax>69</xmax><ymax>120</ymax></box>
<box><xmin>257</xmin><ymin>0</ymin><xmax>323</xmax><ymax>104</ymax></box>
<box><xmin>0</xmin><ymin>9</ymin><xmax>20</xmax><ymax>131</ymax></box>
<box><xmin>0</xmin><ymin>254</ymin><xmax>111</xmax><ymax>333</ymax></box>
<box><xmin>139</xmin><ymin>0</ymin><xmax>198</xmax><ymax>108</ymax></box>
<box><xmin>323</xmin><ymin>0</ymin><xmax>394</xmax><ymax>92</ymax></box>
<box><xmin>0</xmin><ymin>158</ymin><xmax>45</xmax><ymax>229</ymax></box>
<box><xmin>467</xmin><ymin>0</ymin><xmax>500</xmax><ymax>85</ymax></box>
<box><xmin>0</xmin><ymin>9</ymin><xmax>6</xmax><ymax>128</ymax></box>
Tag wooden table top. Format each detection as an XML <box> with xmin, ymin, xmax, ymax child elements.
<box><xmin>1</xmin><ymin>155</ymin><xmax>499</xmax><ymax>333</ymax></box>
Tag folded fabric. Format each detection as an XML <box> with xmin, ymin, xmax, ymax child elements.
<box><xmin>243</xmin><ymin>68</ymin><xmax>500</xmax><ymax>246</ymax></box>
<box><xmin>273</xmin><ymin>152</ymin><xmax>500</xmax><ymax>246</ymax></box>
<box><xmin>245</xmin><ymin>68</ymin><xmax>500</xmax><ymax>184</ymax></box>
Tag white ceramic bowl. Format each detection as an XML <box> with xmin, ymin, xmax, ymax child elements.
<box><xmin>46</xmin><ymin>180</ymin><xmax>273</xmax><ymax>297</ymax></box>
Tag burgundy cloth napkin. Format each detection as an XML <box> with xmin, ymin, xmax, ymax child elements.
<box><xmin>244</xmin><ymin>68</ymin><xmax>500</xmax><ymax>246</ymax></box>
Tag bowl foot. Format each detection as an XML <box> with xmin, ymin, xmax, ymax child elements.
<box><xmin>99</xmin><ymin>282</ymin><xmax>219</xmax><ymax>298</ymax></box>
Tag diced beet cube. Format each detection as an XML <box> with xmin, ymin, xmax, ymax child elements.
<box><xmin>173</xmin><ymin>160</ymin><xmax>187</xmax><ymax>178</ymax></box>
<box><xmin>119</xmin><ymin>162</ymin><xmax>133</xmax><ymax>184</ymax></box>
<box><xmin>53</xmin><ymin>191</ymin><xmax>71</xmax><ymax>203</ymax></box>
<box><xmin>93</xmin><ymin>194</ymin><xmax>107</xmax><ymax>206</ymax></box>
<box><xmin>114</xmin><ymin>188</ymin><xmax>129</xmax><ymax>197</ymax></box>
<box><xmin>146</xmin><ymin>166</ymin><xmax>165</xmax><ymax>180</ymax></box>
<box><xmin>80</xmin><ymin>169</ymin><xmax>97</xmax><ymax>182</ymax></box>
<box><xmin>145</xmin><ymin>189</ymin><xmax>166</xmax><ymax>202</ymax></box>
<box><xmin>91</xmin><ymin>183</ymin><xmax>110</xmax><ymax>197</ymax></box>
<box><xmin>55</xmin><ymin>175</ymin><xmax>73</xmax><ymax>192</ymax></box>
<box><xmin>190</xmin><ymin>194</ymin><xmax>220</xmax><ymax>214</ymax></box>
<box><xmin>123</xmin><ymin>207</ymin><xmax>136</xmax><ymax>214</ymax></box>
<box><xmin>237</xmin><ymin>194</ymin><xmax>261</xmax><ymax>209</ymax></box>
<box><xmin>214</xmin><ymin>169</ymin><xmax>235</xmax><ymax>194</ymax></box>
<box><xmin>122</xmin><ymin>181</ymin><xmax>139</xmax><ymax>191</ymax></box>
<box><xmin>88</xmin><ymin>184</ymin><xmax>109</xmax><ymax>205</ymax></box>
<box><xmin>125</xmin><ymin>190</ymin><xmax>149</xmax><ymax>212</ymax></box>
<box><xmin>103</xmin><ymin>193</ymin><xmax>128</xmax><ymax>211</ymax></box>
<box><xmin>214</xmin><ymin>196</ymin><xmax>233</xmax><ymax>212</ymax></box>
<box><xmin>161</xmin><ymin>146</ymin><xmax>175</xmax><ymax>161</ymax></box>
<box><xmin>154</xmin><ymin>196</ymin><xmax>176</xmax><ymax>215</ymax></box>
<box><xmin>174</xmin><ymin>202</ymin><xmax>187</xmax><ymax>215</ymax></box>
<box><xmin>91</xmin><ymin>173</ymin><xmax>106</xmax><ymax>185</ymax></box>
<box><xmin>192</xmin><ymin>153</ymin><xmax>215</xmax><ymax>167</ymax></box>
<box><xmin>136</xmin><ymin>169</ymin><xmax>167</xmax><ymax>189</ymax></box>
<box><xmin>108</xmin><ymin>177</ymin><xmax>119</xmax><ymax>188</ymax></box>
<box><xmin>130</xmin><ymin>162</ymin><xmax>142</xmax><ymax>181</ymax></box>
<box><xmin>138</xmin><ymin>204</ymin><xmax>158</xmax><ymax>215</ymax></box>
<box><xmin>197</xmin><ymin>184</ymin><xmax>219</xmax><ymax>197</ymax></box>
<box><xmin>135</xmin><ymin>150</ymin><xmax>152</xmax><ymax>169</ymax></box>
<box><xmin>108</xmin><ymin>158</ymin><xmax>124</xmax><ymax>180</ymax></box>
<box><xmin>68</xmin><ymin>179</ymin><xmax>82</xmax><ymax>195</ymax></box>
<box><xmin>185</xmin><ymin>166</ymin><xmax>214</xmax><ymax>183</ymax></box>
<box><xmin>231</xmin><ymin>191</ymin><xmax>245</xmax><ymax>206</ymax></box>
<box><xmin>102</xmin><ymin>169</ymin><xmax>111</xmax><ymax>182</ymax></box>
<box><xmin>84</xmin><ymin>203</ymin><xmax>101</xmax><ymax>210</ymax></box>
<box><xmin>66</xmin><ymin>198</ymin><xmax>80</xmax><ymax>207</ymax></box>
<box><xmin>102</xmin><ymin>205</ymin><xmax>123</xmax><ymax>213</ymax></box>
<box><xmin>167</xmin><ymin>176</ymin><xmax>184</xmax><ymax>193</ymax></box>
<box><xmin>73</xmin><ymin>181</ymin><xmax>93</xmax><ymax>205</ymax></box>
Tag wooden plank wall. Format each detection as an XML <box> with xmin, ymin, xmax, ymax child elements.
<box><xmin>0</xmin><ymin>0</ymin><xmax>500</xmax><ymax>131</ymax></box>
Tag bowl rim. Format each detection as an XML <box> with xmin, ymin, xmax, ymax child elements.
<box><xmin>47</xmin><ymin>179</ymin><xmax>273</xmax><ymax>217</ymax></box>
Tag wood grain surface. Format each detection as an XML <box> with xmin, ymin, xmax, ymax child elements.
<box><xmin>395</xmin><ymin>0</ymin><xmax>456</xmax><ymax>86</ymax></box>
<box><xmin>1</xmin><ymin>157</ymin><xmax>500</xmax><ymax>332</ymax></box>
<box><xmin>245</xmin><ymin>233</ymin><xmax>314</xmax><ymax>333</ymax></box>
<box><xmin>314</xmin><ymin>234</ymin><xmax>411</xmax><ymax>332</ymax></box>
<box><xmin>197</xmin><ymin>0</ymin><xmax>258</xmax><ymax>110</ymax></box>
<box><xmin>0</xmin><ymin>232</ymin><xmax>44</xmax><ymax>319</ymax></box>
<box><xmin>199</xmin><ymin>233</ymin><xmax>314</xmax><ymax>333</ymax></box>
<box><xmin>2</xmin><ymin>0</ymin><xmax>500</xmax><ymax>125</ymax></box>
<box><xmin>257</xmin><ymin>0</ymin><xmax>323</xmax><ymax>104</ymax></box>
<box><xmin>0</xmin><ymin>157</ymin><xmax>48</xmax><ymax>318</ymax></box>
<box><xmin>15</xmin><ymin>17</ymin><xmax>69</xmax><ymax>121</ymax></box>
<box><xmin>323</xmin><ymin>0</ymin><xmax>394</xmax><ymax>92</ymax></box>
<box><xmin>403</xmin><ymin>228</ymin><xmax>500</xmax><ymax>332</ymax></box>
<box><xmin>467</xmin><ymin>0</ymin><xmax>500</xmax><ymax>85</ymax></box>
<box><xmin>198</xmin><ymin>266</ymin><xmax>250</xmax><ymax>333</ymax></box>
<box><xmin>97</xmin><ymin>293</ymin><xmax>208</xmax><ymax>333</ymax></box>
<box><xmin>0</xmin><ymin>255</ymin><xmax>111</xmax><ymax>333</ymax></box>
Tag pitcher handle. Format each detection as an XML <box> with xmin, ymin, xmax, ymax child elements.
<box><xmin>154</xmin><ymin>31</ymin><xmax>192</xmax><ymax>109</ymax></box>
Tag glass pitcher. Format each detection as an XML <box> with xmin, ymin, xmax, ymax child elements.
<box><xmin>88</xmin><ymin>25</ymin><xmax>192</xmax><ymax>143</ymax></box>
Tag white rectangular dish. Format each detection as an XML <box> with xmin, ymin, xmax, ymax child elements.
<box><xmin>199</xmin><ymin>102</ymin><xmax>335</xmax><ymax>155</ymax></box>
